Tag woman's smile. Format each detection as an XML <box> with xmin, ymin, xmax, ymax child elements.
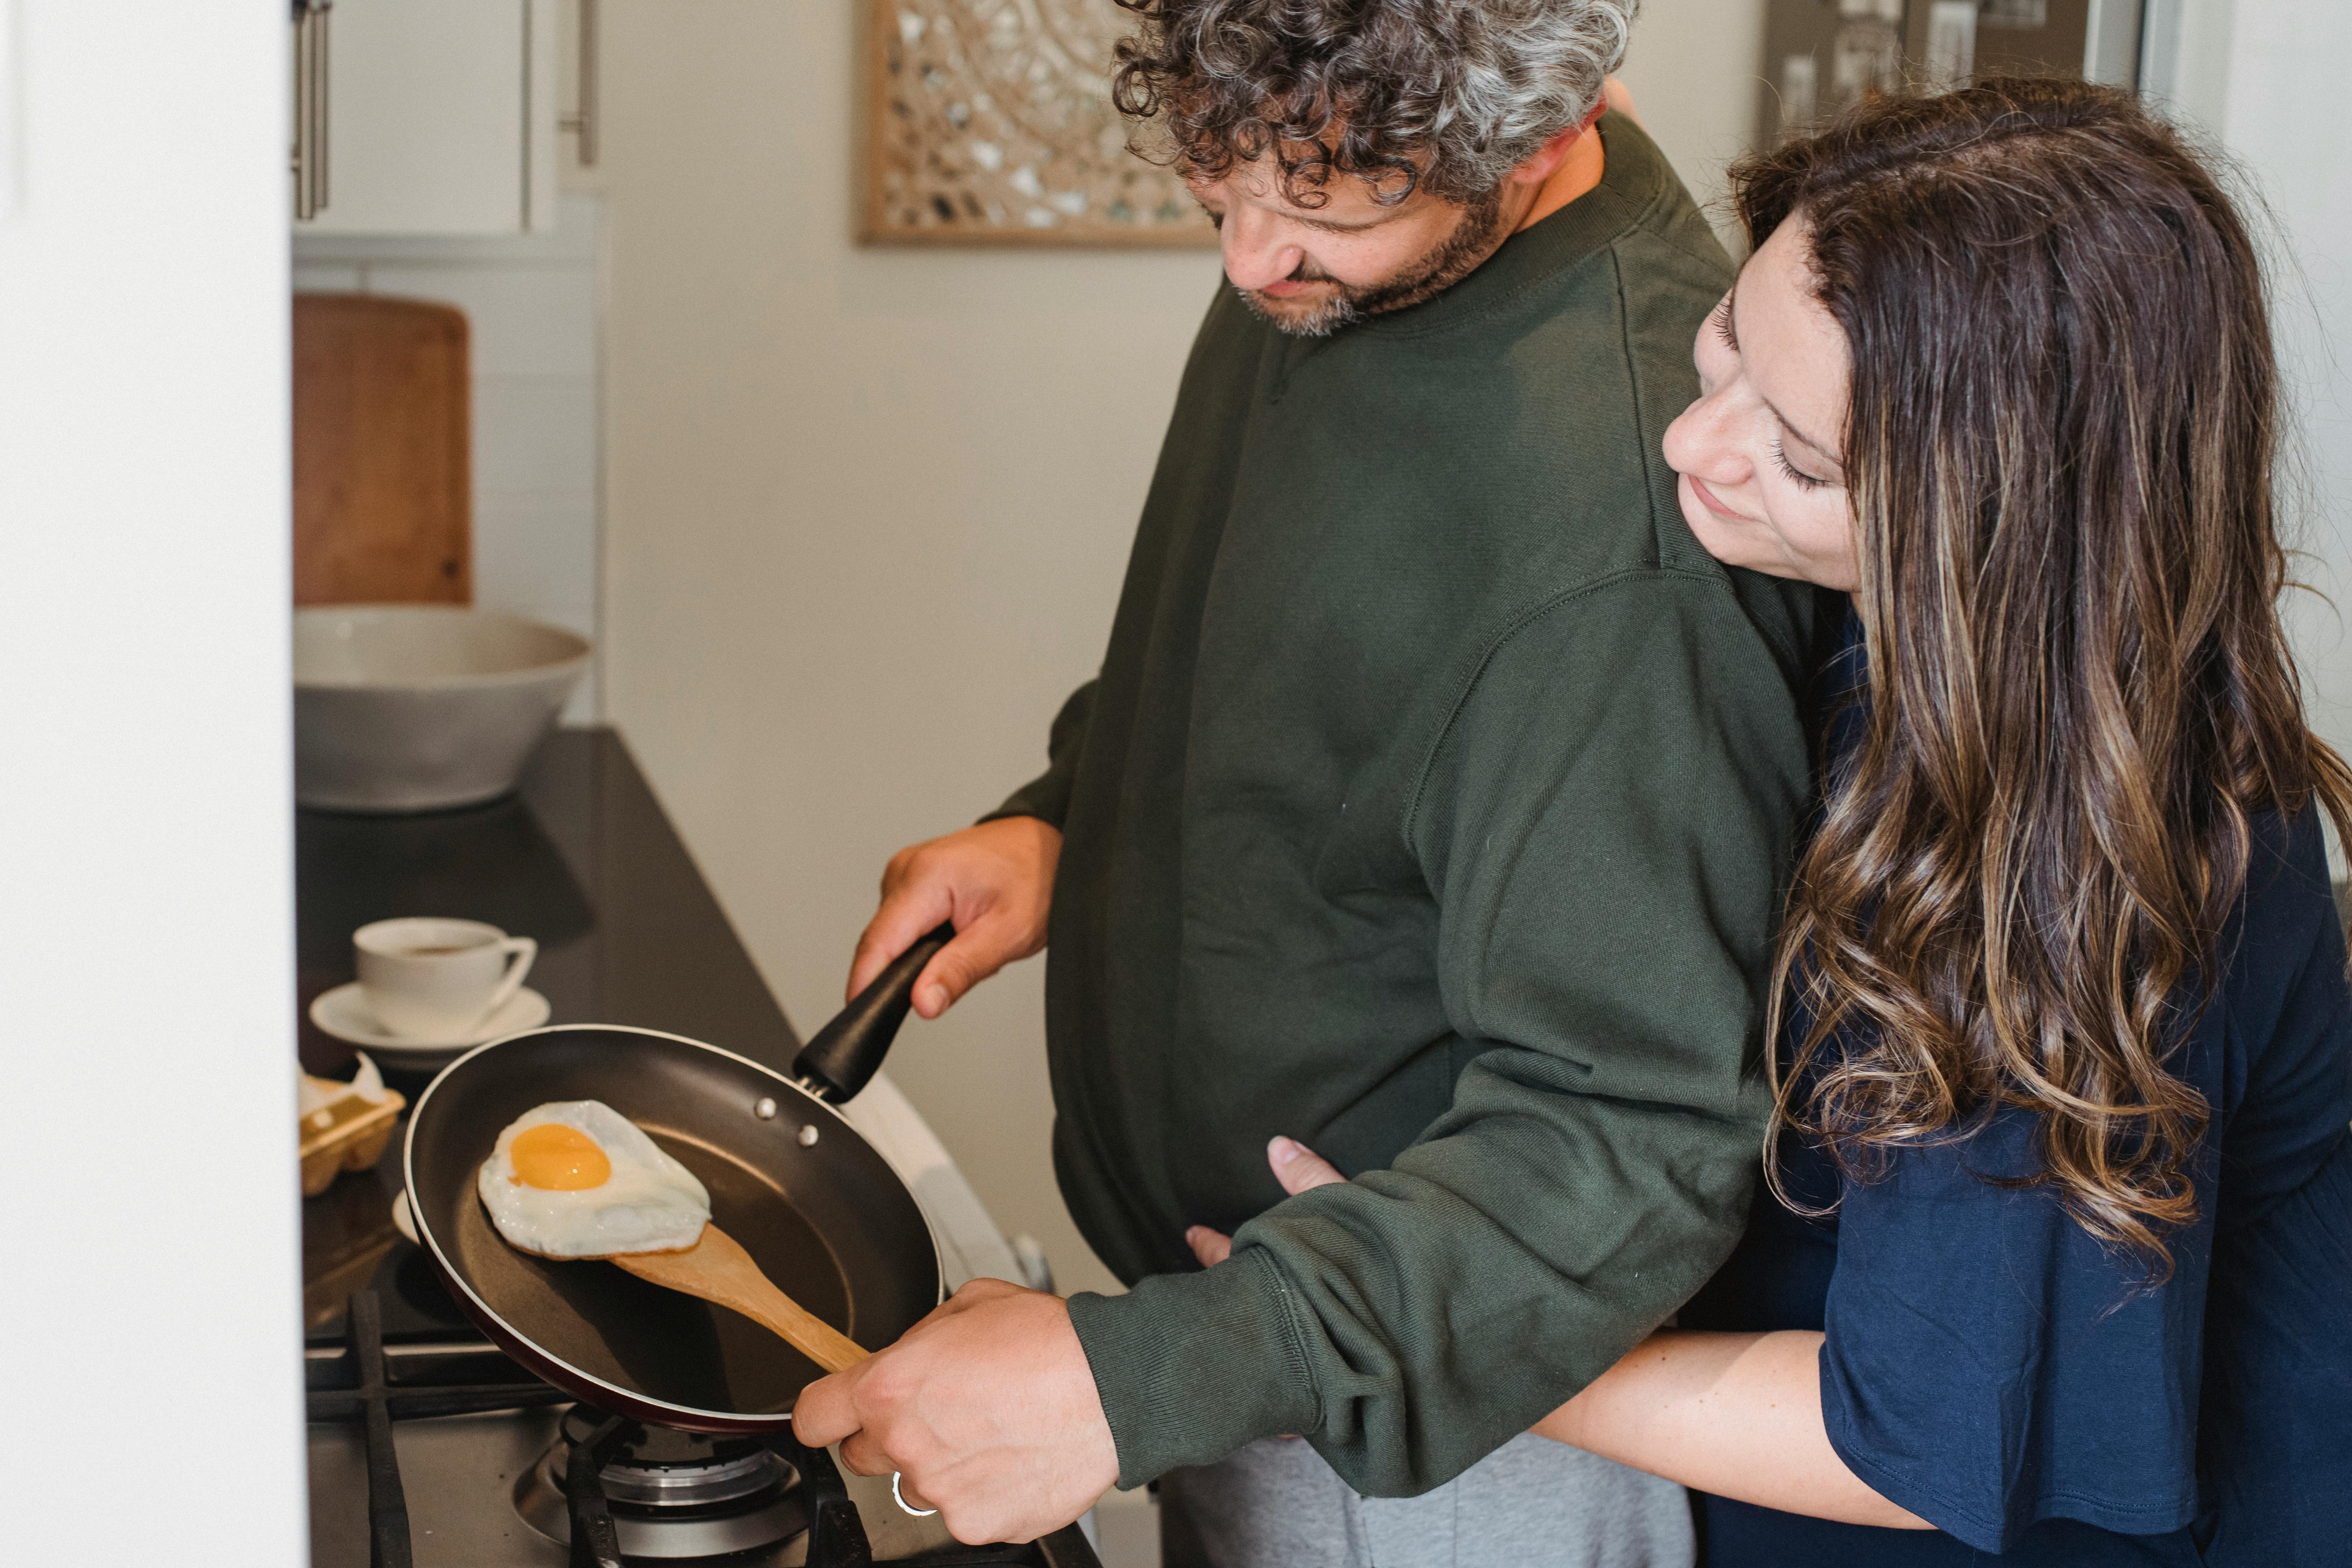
<box><xmin>1685</xmin><ymin>475</ymin><xmax>1745</xmax><ymax>520</ymax></box>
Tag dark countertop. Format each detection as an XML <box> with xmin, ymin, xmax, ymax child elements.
<box><xmin>299</xmin><ymin>727</ymin><xmax>804</xmax><ymax>1339</ymax></box>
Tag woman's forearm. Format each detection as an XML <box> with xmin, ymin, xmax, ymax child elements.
<box><xmin>1533</xmin><ymin>1330</ymin><xmax>1931</xmax><ymax>1531</ymax></box>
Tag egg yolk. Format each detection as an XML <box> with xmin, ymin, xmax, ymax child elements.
<box><xmin>509</xmin><ymin>1123</ymin><xmax>612</xmax><ymax>1190</ymax></box>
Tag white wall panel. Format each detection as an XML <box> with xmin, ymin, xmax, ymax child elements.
<box><xmin>0</xmin><ymin>2</ymin><xmax>302</xmax><ymax>1563</ymax></box>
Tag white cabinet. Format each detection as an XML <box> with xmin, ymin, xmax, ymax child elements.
<box><xmin>293</xmin><ymin>0</ymin><xmax>558</xmax><ymax>235</ymax></box>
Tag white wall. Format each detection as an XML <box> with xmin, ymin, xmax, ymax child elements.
<box><xmin>2195</xmin><ymin>2</ymin><xmax>2352</xmax><ymax>763</ymax></box>
<box><xmin>0</xmin><ymin>3</ymin><xmax>304</xmax><ymax>1565</ymax></box>
<box><xmin>1616</xmin><ymin>0</ymin><xmax>1767</xmax><ymax>248</ymax></box>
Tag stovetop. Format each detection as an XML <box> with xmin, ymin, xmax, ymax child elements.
<box><xmin>307</xmin><ymin>1290</ymin><xmax>1100</xmax><ymax>1567</ymax></box>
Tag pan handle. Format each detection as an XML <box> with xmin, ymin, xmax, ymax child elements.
<box><xmin>791</xmin><ymin>922</ymin><xmax>955</xmax><ymax>1103</ymax></box>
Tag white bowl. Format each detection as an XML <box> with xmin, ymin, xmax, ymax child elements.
<box><xmin>294</xmin><ymin>606</ymin><xmax>591</xmax><ymax>813</ymax></box>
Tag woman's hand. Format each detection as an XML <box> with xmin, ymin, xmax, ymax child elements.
<box><xmin>1185</xmin><ymin>1136</ymin><xmax>1346</xmax><ymax>1266</ymax></box>
<box><xmin>1186</xmin><ymin>1135</ymin><xmax>1928</xmax><ymax>1532</ymax></box>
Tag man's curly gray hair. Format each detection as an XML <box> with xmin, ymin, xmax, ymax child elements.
<box><xmin>1110</xmin><ymin>0</ymin><xmax>1639</xmax><ymax>207</ymax></box>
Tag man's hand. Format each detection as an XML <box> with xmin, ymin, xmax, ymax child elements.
<box><xmin>1184</xmin><ymin>1136</ymin><xmax>1348</xmax><ymax>1267</ymax></box>
<box><xmin>792</xmin><ymin>1278</ymin><xmax>1118</xmax><ymax>1544</ymax></box>
<box><xmin>849</xmin><ymin>817</ymin><xmax>1060</xmax><ymax>1018</ymax></box>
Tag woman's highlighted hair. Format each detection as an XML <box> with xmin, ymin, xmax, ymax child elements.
<box><xmin>1740</xmin><ymin>78</ymin><xmax>2352</xmax><ymax>1276</ymax></box>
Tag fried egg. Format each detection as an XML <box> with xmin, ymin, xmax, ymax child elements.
<box><xmin>477</xmin><ymin>1100</ymin><xmax>711</xmax><ymax>1257</ymax></box>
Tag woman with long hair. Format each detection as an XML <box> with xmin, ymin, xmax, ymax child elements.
<box><xmin>1192</xmin><ymin>78</ymin><xmax>2352</xmax><ymax>1562</ymax></box>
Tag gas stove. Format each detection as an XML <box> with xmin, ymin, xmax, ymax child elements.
<box><xmin>307</xmin><ymin>1289</ymin><xmax>1101</xmax><ymax>1567</ymax></box>
<box><xmin>297</xmin><ymin>735</ymin><xmax>1097</xmax><ymax>1565</ymax></box>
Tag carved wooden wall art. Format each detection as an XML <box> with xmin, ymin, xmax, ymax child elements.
<box><xmin>862</xmin><ymin>0</ymin><xmax>1215</xmax><ymax>247</ymax></box>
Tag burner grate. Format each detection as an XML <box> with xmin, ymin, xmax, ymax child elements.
<box><xmin>307</xmin><ymin>1288</ymin><xmax>1102</xmax><ymax>1567</ymax></box>
<box><xmin>307</xmin><ymin>1289</ymin><xmax>568</xmax><ymax>1568</ymax></box>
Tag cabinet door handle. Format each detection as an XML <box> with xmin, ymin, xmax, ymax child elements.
<box><xmin>314</xmin><ymin>0</ymin><xmax>331</xmax><ymax>211</ymax></box>
<box><xmin>560</xmin><ymin>0</ymin><xmax>597</xmax><ymax>167</ymax></box>
<box><xmin>290</xmin><ymin>1</ymin><xmax>311</xmax><ymax>219</ymax></box>
<box><xmin>290</xmin><ymin>0</ymin><xmax>332</xmax><ymax>219</ymax></box>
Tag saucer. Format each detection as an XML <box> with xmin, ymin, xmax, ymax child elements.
<box><xmin>309</xmin><ymin>981</ymin><xmax>552</xmax><ymax>1069</ymax></box>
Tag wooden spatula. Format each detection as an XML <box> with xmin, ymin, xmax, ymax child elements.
<box><xmin>605</xmin><ymin>1223</ymin><xmax>869</xmax><ymax>1373</ymax></box>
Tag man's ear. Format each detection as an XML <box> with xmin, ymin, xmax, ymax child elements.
<box><xmin>1604</xmin><ymin>77</ymin><xmax>1642</xmax><ymax>126</ymax></box>
<box><xmin>1506</xmin><ymin>125</ymin><xmax>1584</xmax><ymax>190</ymax></box>
<box><xmin>1505</xmin><ymin>94</ymin><xmax>1611</xmax><ymax>190</ymax></box>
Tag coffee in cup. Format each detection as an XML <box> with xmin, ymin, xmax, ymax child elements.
<box><xmin>354</xmin><ymin>917</ymin><xmax>537</xmax><ymax>1041</ymax></box>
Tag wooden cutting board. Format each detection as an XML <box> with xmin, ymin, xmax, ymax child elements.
<box><xmin>293</xmin><ymin>293</ymin><xmax>472</xmax><ymax>605</ymax></box>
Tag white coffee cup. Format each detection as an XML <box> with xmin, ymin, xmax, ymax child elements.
<box><xmin>354</xmin><ymin>917</ymin><xmax>537</xmax><ymax>1041</ymax></box>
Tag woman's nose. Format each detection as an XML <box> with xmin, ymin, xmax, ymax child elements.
<box><xmin>1662</xmin><ymin>388</ymin><xmax>1749</xmax><ymax>488</ymax></box>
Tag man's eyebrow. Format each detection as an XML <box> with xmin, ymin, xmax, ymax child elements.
<box><xmin>1192</xmin><ymin>190</ymin><xmax>1392</xmax><ymax>235</ymax></box>
<box><xmin>1728</xmin><ymin>282</ymin><xmax>1842</xmax><ymax>466</ymax></box>
<box><xmin>1289</xmin><ymin>210</ymin><xmax>1388</xmax><ymax>233</ymax></box>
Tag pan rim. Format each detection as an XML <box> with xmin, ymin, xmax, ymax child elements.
<box><xmin>403</xmin><ymin>1022</ymin><xmax>948</xmax><ymax>1425</ymax></box>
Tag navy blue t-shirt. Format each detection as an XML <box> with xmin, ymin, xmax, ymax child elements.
<box><xmin>1682</xmin><ymin>622</ymin><xmax>2352</xmax><ymax>1564</ymax></box>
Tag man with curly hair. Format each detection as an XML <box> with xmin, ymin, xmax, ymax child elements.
<box><xmin>797</xmin><ymin>2</ymin><xmax>1826</xmax><ymax>1562</ymax></box>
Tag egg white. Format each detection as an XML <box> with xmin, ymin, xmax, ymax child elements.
<box><xmin>477</xmin><ymin>1100</ymin><xmax>712</xmax><ymax>1258</ymax></box>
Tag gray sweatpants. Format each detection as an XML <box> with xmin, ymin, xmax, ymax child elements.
<box><xmin>1157</xmin><ymin>1433</ymin><xmax>1694</xmax><ymax>1568</ymax></box>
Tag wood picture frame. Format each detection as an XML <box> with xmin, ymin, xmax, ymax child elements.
<box><xmin>860</xmin><ymin>0</ymin><xmax>1216</xmax><ymax>248</ymax></box>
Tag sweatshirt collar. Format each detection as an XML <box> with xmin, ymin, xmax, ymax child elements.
<box><xmin>1355</xmin><ymin>111</ymin><xmax>1675</xmax><ymax>339</ymax></box>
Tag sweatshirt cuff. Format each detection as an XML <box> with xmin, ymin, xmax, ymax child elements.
<box><xmin>978</xmin><ymin>775</ymin><xmax>1069</xmax><ymax>831</ymax></box>
<box><xmin>1065</xmin><ymin>1248</ymin><xmax>1322</xmax><ymax>1488</ymax></box>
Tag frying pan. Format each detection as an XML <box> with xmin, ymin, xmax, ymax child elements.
<box><xmin>404</xmin><ymin>927</ymin><xmax>953</xmax><ymax>1434</ymax></box>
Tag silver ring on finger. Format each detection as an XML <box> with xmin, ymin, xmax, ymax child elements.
<box><xmin>892</xmin><ymin>1471</ymin><xmax>938</xmax><ymax>1517</ymax></box>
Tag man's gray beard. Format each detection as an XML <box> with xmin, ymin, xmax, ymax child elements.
<box><xmin>1237</xmin><ymin>186</ymin><xmax>1509</xmax><ymax>338</ymax></box>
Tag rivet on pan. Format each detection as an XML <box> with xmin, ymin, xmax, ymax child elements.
<box><xmin>798</xmin><ymin>1124</ymin><xmax>821</xmax><ymax>1147</ymax></box>
<box><xmin>754</xmin><ymin>1097</ymin><xmax>778</xmax><ymax>1120</ymax></box>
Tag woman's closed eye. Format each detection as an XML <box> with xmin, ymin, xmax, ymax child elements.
<box><xmin>1771</xmin><ymin>436</ymin><xmax>1830</xmax><ymax>491</ymax></box>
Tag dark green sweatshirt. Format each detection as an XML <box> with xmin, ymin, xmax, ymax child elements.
<box><xmin>991</xmin><ymin>116</ymin><xmax>1824</xmax><ymax>1495</ymax></box>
